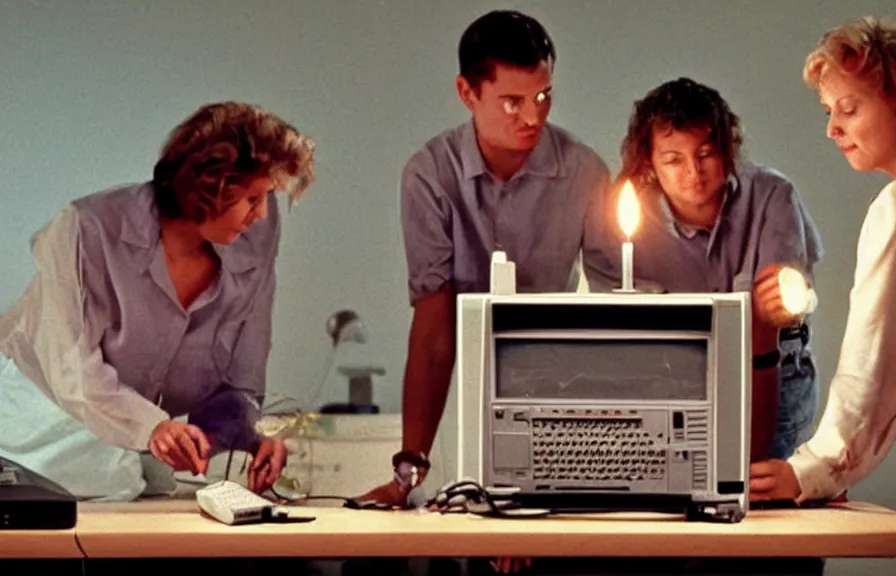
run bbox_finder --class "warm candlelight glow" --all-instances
[778,267,818,315]
[615,180,640,292]
[617,180,641,239]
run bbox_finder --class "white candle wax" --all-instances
[622,241,633,291]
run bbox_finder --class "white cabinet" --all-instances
[279,413,402,499]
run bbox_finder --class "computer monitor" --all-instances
[456,291,752,521]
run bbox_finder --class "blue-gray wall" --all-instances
[2,2,893,572]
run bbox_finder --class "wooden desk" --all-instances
[74,500,896,559]
[0,528,81,559]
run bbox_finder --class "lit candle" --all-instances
[617,180,640,292]
[622,242,633,291]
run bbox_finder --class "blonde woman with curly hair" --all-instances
[751,16,896,503]
[0,101,315,500]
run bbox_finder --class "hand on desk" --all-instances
[248,437,287,494]
[150,421,211,475]
[749,459,801,501]
[355,479,411,509]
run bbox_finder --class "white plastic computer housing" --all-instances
[456,290,752,515]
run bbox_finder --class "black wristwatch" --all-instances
[753,349,782,370]
[392,450,431,491]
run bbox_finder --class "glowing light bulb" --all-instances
[778,267,818,315]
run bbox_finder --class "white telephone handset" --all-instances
[196,480,315,525]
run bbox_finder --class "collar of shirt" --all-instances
[119,183,260,275]
[654,173,740,239]
[459,121,562,182]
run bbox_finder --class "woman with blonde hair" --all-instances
[0,101,315,500]
[751,16,896,502]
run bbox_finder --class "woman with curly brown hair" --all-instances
[584,77,824,464]
[751,15,896,503]
[0,101,315,500]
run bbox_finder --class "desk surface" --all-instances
[75,499,896,559]
[0,528,81,559]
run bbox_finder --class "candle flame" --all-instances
[617,180,640,238]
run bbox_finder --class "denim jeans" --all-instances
[768,332,819,460]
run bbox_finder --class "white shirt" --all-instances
[789,179,896,501]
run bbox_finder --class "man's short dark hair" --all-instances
[458,10,555,90]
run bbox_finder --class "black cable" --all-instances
[424,480,552,519]
[269,485,360,505]
[265,479,546,516]
[273,479,550,517]
[224,447,235,480]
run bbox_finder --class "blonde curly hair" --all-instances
[152,101,316,223]
[803,16,896,100]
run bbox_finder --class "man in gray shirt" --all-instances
[357,9,610,507]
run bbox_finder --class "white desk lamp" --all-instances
[320,309,385,414]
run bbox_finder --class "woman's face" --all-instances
[820,68,896,177]
[649,126,728,225]
[197,176,273,245]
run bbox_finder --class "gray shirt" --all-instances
[0,182,278,452]
[584,162,823,294]
[400,121,610,303]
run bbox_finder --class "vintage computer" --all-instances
[455,279,752,522]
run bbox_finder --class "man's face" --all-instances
[457,60,553,153]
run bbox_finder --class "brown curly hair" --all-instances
[616,77,743,192]
[152,101,316,223]
[803,16,896,101]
